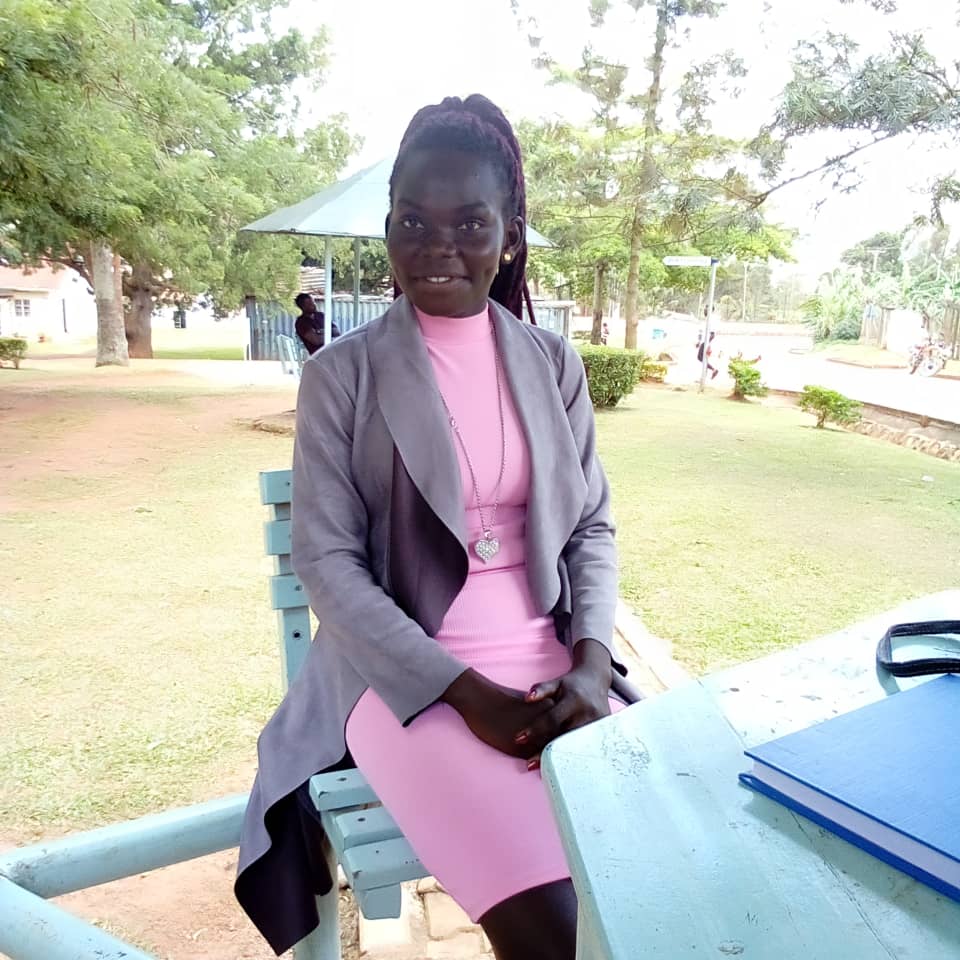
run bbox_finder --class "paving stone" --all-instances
[425,931,485,958]
[423,891,475,940]
[359,883,425,957]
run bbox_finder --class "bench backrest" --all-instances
[276,334,305,378]
[260,468,311,690]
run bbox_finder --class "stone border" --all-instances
[850,418,960,462]
[766,389,960,462]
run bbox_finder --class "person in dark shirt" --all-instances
[294,293,341,354]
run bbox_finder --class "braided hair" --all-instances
[389,94,535,324]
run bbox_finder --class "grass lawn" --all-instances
[1,375,958,836]
[152,346,245,360]
[1,383,294,836]
[600,387,960,673]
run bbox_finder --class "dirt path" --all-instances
[0,365,296,513]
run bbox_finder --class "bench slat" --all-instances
[355,885,403,920]
[260,469,292,505]
[341,837,426,892]
[332,807,405,851]
[269,573,307,610]
[264,519,291,557]
[310,770,379,812]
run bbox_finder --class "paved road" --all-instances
[669,334,959,424]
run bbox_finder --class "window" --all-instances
[14,299,30,318]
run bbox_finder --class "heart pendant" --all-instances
[473,536,500,564]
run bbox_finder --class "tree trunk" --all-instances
[624,0,669,351]
[591,262,606,345]
[624,209,644,349]
[126,261,155,358]
[92,241,129,367]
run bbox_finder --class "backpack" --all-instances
[697,342,705,362]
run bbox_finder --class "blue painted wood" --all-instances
[354,885,402,921]
[277,607,312,691]
[0,875,156,960]
[0,793,248,900]
[265,518,292,556]
[543,591,960,960]
[309,769,379,811]
[290,839,341,960]
[340,837,424,891]
[260,469,293,505]
[333,807,405,850]
[270,572,307,609]
[320,806,406,858]
[259,467,425,944]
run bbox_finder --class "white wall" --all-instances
[0,276,97,342]
[883,309,925,355]
[0,292,53,340]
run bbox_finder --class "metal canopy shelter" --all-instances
[241,156,554,344]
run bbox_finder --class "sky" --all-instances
[280,0,960,280]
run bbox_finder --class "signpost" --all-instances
[663,255,720,392]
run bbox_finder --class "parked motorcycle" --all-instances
[908,337,951,377]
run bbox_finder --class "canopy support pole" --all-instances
[323,237,333,346]
[353,237,361,329]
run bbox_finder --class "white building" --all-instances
[0,264,97,342]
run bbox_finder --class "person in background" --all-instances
[698,330,719,379]
[294,292,340,354]
[601,321,610,345]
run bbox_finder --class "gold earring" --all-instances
[502,252,513,263]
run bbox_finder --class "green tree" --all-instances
[516,1,792,345]
[518,118,630,342]
[841,230,904,278]
[0,0,356,362]
[751,8,960,223]
[801,268,866,341]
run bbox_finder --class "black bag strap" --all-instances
[876,620,960,677]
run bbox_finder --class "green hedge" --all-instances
[578,345,645,408]
[640,358,667,383]
[0,338,27,369]
[727,357,767,400]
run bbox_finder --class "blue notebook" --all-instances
[740,674,960,903]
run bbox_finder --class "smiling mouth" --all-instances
[419,276,465,285]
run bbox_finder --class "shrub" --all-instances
[577,345,644,408]
[0,337,27,370]
[798,385,862,429]
[639,357,667,382]
[727,358,767,400]
[571,329,591,341]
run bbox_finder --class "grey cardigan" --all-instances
[235,296,635,954]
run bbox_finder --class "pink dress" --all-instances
[345,306,613,920]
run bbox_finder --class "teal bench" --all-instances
[260,469,430,932]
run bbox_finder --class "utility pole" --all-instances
[664,255,720,393]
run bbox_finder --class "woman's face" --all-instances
[387,148,524,318]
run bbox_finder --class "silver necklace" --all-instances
[436,324,507,564]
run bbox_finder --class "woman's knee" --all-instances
[479,879,577,960]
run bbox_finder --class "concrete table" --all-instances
[542,592,960,959]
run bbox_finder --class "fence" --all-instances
[246,295,574,361]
